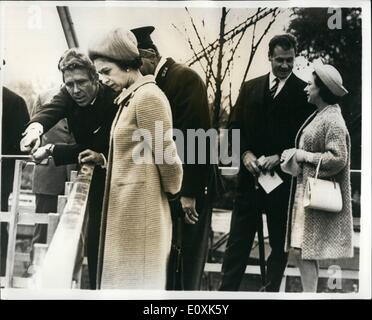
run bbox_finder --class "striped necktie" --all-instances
[270,77,279,98]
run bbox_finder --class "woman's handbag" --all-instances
[303,156,343,213]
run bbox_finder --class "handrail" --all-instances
[33,164,94,288]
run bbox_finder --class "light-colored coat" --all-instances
[97,75,183,289]
[285,104,353,260]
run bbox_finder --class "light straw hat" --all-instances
[313,59,348,97]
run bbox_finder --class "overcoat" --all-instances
[156,57,212,290]
[97,75,183,289]
[285,105,354,260]
[155,58,211,197]
[1,87,29,275]
[1,87,30,206]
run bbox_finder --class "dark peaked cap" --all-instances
[130,26,155,49]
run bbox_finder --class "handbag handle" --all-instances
[314,154,338,189]
[314,155,323,181]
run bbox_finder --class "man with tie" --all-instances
[220,34,314,292]
[131,26,212,290]
[20,48,118,289]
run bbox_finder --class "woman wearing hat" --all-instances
[88,28,183,289]
[280,60,353,292]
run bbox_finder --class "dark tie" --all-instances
[270,78,279,98]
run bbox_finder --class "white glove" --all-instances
[20,123,43,153]
[280,148,296,163]
[295,149,314,163]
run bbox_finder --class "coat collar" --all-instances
[114,75,156,105]
[155,57,176,84]
[154,56,167,79]
[294,110,318,147]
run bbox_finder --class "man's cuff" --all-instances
[100,153,107,168]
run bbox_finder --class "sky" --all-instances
[0,1,312,102]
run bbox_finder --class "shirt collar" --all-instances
[154,56,167,79]
[269,71,292,88]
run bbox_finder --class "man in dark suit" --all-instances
[20,48,118,289]
[220,34,315,292]
[131,26,212,290]
[1,85,30,276]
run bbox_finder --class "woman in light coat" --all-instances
[281,60,353,292]
[88,28,183,289]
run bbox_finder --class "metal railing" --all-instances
[0,156,94,289]
[34,164,94,288]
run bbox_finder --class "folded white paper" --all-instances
[257,156,283,194]
[258,171,283,194]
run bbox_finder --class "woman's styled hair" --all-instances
[313,71,341,105]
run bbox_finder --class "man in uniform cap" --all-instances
[131,26,212,290]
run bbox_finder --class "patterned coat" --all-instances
[97,75,183,289]
[285,104,354,260]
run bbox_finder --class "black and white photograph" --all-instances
[0,0,370,302]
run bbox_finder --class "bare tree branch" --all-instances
[241,8,281,85]
[185,7,217,82]
[186,7,277,66]
[228,78,233,112]
[221,24,247,82]
[172,22,210,80]
[212,7,228,127]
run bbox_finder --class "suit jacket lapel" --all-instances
[273,73,295,101]
[256,73,270,106]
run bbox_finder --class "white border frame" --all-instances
[0,0,370,300]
